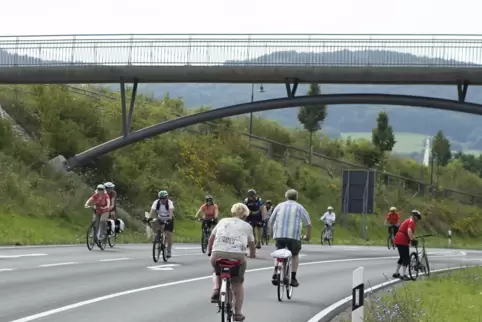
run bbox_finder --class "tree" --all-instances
[297,84,327,164]
[432,130,452,167]
[372,112,396,154]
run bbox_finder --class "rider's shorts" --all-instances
[246,213,263,227]
[275,238,302,256]
[153,217,174,232]
[211,251,247,283]
[202,218,217,230]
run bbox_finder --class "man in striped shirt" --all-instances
[268,189,312,287]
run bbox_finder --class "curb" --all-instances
[306,265,480,322]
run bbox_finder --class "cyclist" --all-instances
[195,195,219,232]
[262,200,274,239]
[207,202,255,321]
[393,209,422,281]
[104,182,117,219]
[384,206,400,237]
[243,189,265,249]
[149,190,174,258]
[268,189,311,287]
[84,184,111,240]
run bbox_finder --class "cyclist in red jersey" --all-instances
[393,210,421,281]
[104,182,117,219]
[84,184,111,240]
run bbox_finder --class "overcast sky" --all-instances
[1,0,481,35]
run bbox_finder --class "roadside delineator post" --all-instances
[448,229,452,249]
[352,267,364,322]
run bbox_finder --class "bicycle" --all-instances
[408,234,433,281]
[215,258,242,322]
[270,247,294,302]
[321,223,334,246]
[145,218,170,263]
[85,207,109,251]
[200,218,215,254]
[386,225,397,250]
[261,220,270,246]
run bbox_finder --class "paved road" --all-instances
[1,243,481,322]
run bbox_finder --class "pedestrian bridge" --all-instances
[0,34,482,85]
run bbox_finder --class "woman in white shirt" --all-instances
[207,203,256,321]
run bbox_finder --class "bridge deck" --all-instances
[1,66,482,84]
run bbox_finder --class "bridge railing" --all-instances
[0,34,481,67]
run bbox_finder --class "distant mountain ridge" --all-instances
[1,48,482,152]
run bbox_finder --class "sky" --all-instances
[1,0,482,36]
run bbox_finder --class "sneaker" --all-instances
[256,243,261,249]
[290,277,300,287]
[392,273,401,278]
[210,289,220,303]
[166,250,172,258]
[271,273,278,286]
[400,275,411,281]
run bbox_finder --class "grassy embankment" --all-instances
[362,266,482,322]
[0,84,481,248]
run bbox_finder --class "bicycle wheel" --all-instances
[86,222,95,251]
[327,231,332,246]
[277,263,284,302]
[321,231,325,245]
[97,234,107,251]
[161,233,168,262]
[423,253,431,276]
[387,235,391,250]
[264,233,269,246]
[286,258,293,299]
[408,252,420,280]
[152,233,161,263]
[108,231,116,248]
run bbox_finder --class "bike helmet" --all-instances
[205,195,213,202]
[390,206,397,212]
[96,184,105,190]
[266,199,272,205]
[327,206,334,211]
[158,190,168,198]
[411,209,422,220]
[247,189,257,197]
[104,182,115,189]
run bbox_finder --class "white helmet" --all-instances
[327,206,334,211]
[104,182,115,189]
[96,184,105,190]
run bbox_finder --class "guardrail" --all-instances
[0,34,481,67]
[1,84,480,207]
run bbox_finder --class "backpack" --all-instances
[156,199,170,212]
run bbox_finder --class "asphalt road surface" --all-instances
[1,243,481,322]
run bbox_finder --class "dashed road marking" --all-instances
[98,258,130,262]
[0,253,48,259]
[39,262,78,268]
[0,268,15,272]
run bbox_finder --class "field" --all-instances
[340,132,482,155]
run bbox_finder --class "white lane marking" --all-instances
[461,251,467,256]
[0,268,15,272]
[299,254,308,257]
[147,264,180,271]
[0,253,48,259]
[9,255,402,322]
[98,258,130,262]
[305,265,481,322]
[38,262,78,268]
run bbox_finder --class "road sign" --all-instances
[147,264,180,271]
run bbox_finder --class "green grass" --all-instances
[364,266,482,322]
[341,131,482,155]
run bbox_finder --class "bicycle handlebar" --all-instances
[416,234,434,238]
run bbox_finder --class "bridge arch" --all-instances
[66,93,482,170]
